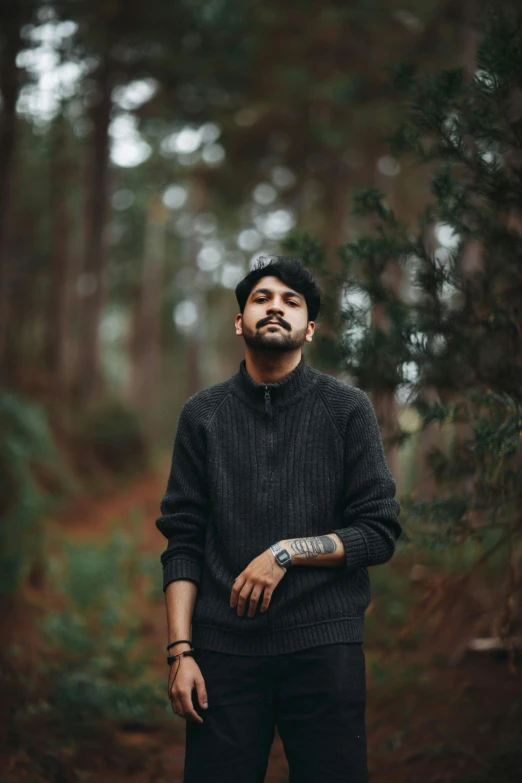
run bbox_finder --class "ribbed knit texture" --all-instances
[156,353,402,656]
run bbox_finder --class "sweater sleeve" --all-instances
[332,390,402,570]
[155,400,209,592]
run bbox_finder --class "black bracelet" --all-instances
[167,639,192,651]
[167,649,195,666]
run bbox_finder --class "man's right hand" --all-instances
[168,656,209,724]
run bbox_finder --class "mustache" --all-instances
[259,318,290,329]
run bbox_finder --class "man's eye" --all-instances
[256,298,267,302]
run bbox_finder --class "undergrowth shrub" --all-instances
[0,392,73,595]
[36,530,165,731]
[3,513,167,782]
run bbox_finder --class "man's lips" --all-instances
[264,321,283,326]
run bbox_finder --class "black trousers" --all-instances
[183,641,368,783]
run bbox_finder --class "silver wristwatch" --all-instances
[270,542,292,573]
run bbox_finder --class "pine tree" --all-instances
[286,7,522,652]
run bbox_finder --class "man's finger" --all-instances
[196,677,209,709]
[180,691,204,723]
[230,573,246,606]
[260,588,273,611]
[247,587,263,617]
[237,581,254,615]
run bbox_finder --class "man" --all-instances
[156,255,402,782]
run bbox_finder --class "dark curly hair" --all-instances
[235,256,322,322]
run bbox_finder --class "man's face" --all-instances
[235,275,315,353]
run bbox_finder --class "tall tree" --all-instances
[46,110,75,398]
[302,6,522,643]
[73,47,112,403]
[0,0,37,377]
[128,194,167,431]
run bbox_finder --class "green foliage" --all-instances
[0,392,73,595]
[280,232,325,273]
[73,399,149,477]
[139,551,168,603]
[367,654,429,690]
[4,511,167,782]
[402,390,521,548]
[364,560,420,648]
[48,672,162,725]
[36,530,164,731]
[336,10,522,395]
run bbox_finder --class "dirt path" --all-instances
[49,467,521,783]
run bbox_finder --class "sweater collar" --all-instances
[232,353,317,410]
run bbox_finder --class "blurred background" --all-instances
[1,0,521,781]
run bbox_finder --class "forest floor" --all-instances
[4,459,521,783]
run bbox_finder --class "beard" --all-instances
[241,322,308,353]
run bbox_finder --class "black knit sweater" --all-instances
[156,353,402,656]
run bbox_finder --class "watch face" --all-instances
[277,550,292,566]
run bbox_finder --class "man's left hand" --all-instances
[230,548,286,618]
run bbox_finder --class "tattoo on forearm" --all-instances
[288,535,337,559]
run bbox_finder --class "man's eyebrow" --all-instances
[250,287,304,300]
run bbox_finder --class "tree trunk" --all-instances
[183,236,203,398]
[322,156,350,260]
[128,195,167,436]
[45,112,74,400]
[72,57,112,406]
[370,156,403,474]
[370,258,402,475]
[0,3,28,378]
[184,177,209,398]
[310,155,352,376]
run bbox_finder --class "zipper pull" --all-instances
[264,385,271,414]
